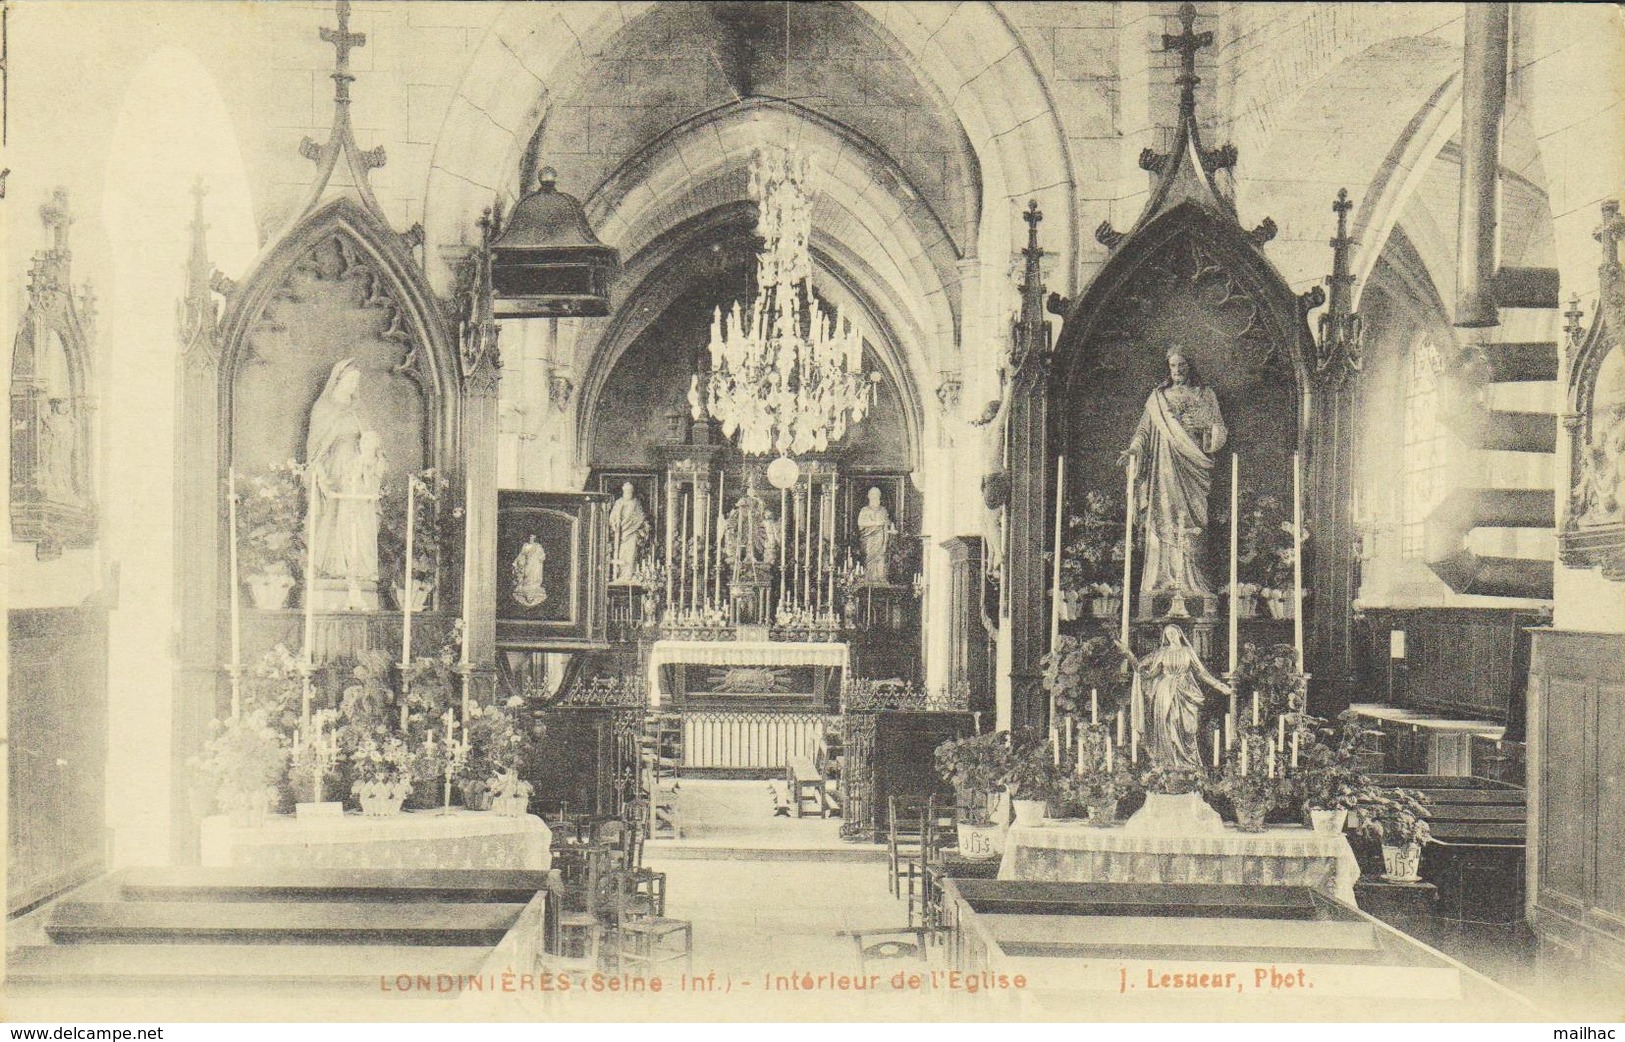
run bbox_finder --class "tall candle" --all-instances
[802,482,812,609]
[1240,739,1249,776]
[679,487,690,614]
[227,466,243,720]
[1121,458,1136,643]
[1065,717,1075,754]
[1278,713,1286,751]
[1049,456,1067,704]
[1051,727,1060,766]
[312,717,323,803]
[402,474,416,668]
[1228,452,1239,676]
[1268,746,1276,779]
[1213,727,1221,768]
[827,479,837,611]
[714,470,727,607]
[1130,731,1138,764]
[694,481,704,613]
[1116,710,1125,748]
[1225,712,1234,750]
[1091,688,1099,725]
[1105,741,1113,774]
[1253,691,1260,727]
[1291,729,1300,768]
[779,487,789,611]
[1293,451,1305,672]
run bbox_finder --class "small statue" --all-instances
[1119,625,1233,774]
[511,533,548,609]
[305,358,385,610]
[721,474,778,583]
[857,486,896,585]
[606,481,651,584]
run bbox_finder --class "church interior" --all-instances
[3,0,1623,1023]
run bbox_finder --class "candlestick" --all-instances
[1278,713,1286,751]
[1076,737,1085,775]
[1121,457,1136,644]
[714,470,727,607]
[1225,712,1234,750]
[1065,717,1075,754]
[1229,452,1239,676]
[1130,731,1138,764]
[300,670,313,729]
[402,474,417,669]
[312,716,323,804]
[1291,729,1300,768]
[1116,709,1125,748]
[826,479,837,611]
[227,466,244,720]
[1293,451,1305,672]
[1049,456,1067,727]
[1091,687,1099,725]
[1051,727,1060,767]
[1268,746,1276,779]
[1253,691,1260,727]
[1105,741,1113,774]
[302,466,319,680]
[779,487,788,611]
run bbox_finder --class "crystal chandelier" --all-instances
[690,148,873,459]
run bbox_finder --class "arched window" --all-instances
[1400,335,1448,558]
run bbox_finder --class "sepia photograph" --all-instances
[1,0,1622,1031]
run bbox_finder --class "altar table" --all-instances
[999,821,1359,906]
[645,639,849,706]
[200,809,552,872]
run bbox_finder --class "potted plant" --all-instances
[1366,787,1434,881]
[1056,489,1126,620]
[379,470,450,613]
[1234,641,1305,728]
[1006,735,1066,826]
[1041,628,1129,723]
[1064,725,1135,827]
[349,733,417,816]
[237,462,306,610]
[1290,711,1382,833]
[1208,731,1287,831]
[189,703,288,827]
[934,731,1013,858]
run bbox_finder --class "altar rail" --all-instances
[681,709,828,773]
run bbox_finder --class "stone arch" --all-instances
[421,1,1073,294]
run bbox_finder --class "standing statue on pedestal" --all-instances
[1120,625,1233,773]
[511,534,548,609]
[1117,349,1227,610]
[857,487,896,585]
[721,475,778,582]
[305,358,385,611]
[607,482,651,584]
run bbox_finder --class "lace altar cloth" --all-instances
[998,821,1359,905]
[646,639,850,705]
[200,809,553,872]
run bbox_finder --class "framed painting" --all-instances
[496,490,611,649]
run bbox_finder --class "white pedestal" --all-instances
[1121,791,1225,835]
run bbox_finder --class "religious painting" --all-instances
[495,490,610,648]
[592,469,662,583]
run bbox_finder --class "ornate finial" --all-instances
[1316,187,1362,380]
[1023,199,1043,237]
[40,187,71,246]
[1597,199,1625,265]
[1563,293,1585,344]
[320,0,367,107]
[1163,2,1213,118]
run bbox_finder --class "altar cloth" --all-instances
[999,821,1359,906]
[646,639,849,705]
[200,809,552,872]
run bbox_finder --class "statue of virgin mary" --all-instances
[305,358,384,611]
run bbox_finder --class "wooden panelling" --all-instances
[1359,608,1541,726]
[1530,628,1625,989]
[8,607,110,913]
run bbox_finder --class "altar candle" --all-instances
[1214,727,1221,768]
[1076,739,1085,775]
[1228,452,1239,677]
[1091,688,1099,725]
[312,717,323,803]
[1116,709,1125,748]
[1291,729,1300,768]
[1105,741,1113,774]
[1065,717,1075,754]
[1225,712,1234,750]
[1252,691,1260,727]
[1292,451,1305,672]
[1049,456,1067,698]
[1268,746,1276,779]
[714,470,726,607]
[227,466,243,720]
[1121,458,1136,644]
[1240,739,1249,775]
[1051,727,1060,766]
[1130,730,1138,764]
[401,474,416,669]
[827,479,838,613]
[1278,713,1286,751]
[779,487,789,610]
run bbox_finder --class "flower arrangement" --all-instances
[1290,711,1382,813]
[1041,628,1129,720]
[934,731,1013,826]
[189,703,289,826]
[379,469,456,607]
[1234,641,1304,726]
[236,461,307,579]
[1057,489,1126,612]
[464,695,538,783]
[349,733,418,813]
[1234,487,1292,589]
[1208,730,1289,830]
[1062,724,1137,823]
[1139,764,1208,797]
[1005,734,1068,804]
[1365,787,1434,847]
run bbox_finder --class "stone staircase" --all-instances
[7,868,549,1018]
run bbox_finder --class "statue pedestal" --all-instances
[1121,791,1225,836]
[308,577,379,612]
[729,577,771,627]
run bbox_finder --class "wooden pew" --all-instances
[1370,774,1526,925]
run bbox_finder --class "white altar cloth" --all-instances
[645,639,849,705]
[200,809,552,872]
[999,821,1359,906]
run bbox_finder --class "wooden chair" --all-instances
[839,926,931,975]
[547,845,614,970]
[606,868,692,976]
[887,796,931,902]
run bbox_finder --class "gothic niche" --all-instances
[10,189,97,559]
[1559,201,1625,580]
[1051,209,1306,618]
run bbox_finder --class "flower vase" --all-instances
[1090,595,1122,619]
[1060,592,1082,622]
[1234,800,1269,832]
[1382,842,1423,882]
[1085,796,1119,828]
[955,822,1005,860]
[1011,798,1048,827]
[391,579,434,613]
[490,794,530,817]
[360,793,406,817]
[1308,808,1349,835]
[1234,593,1258,618]
[1266,595,1292,620]
[246,570,295,611]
